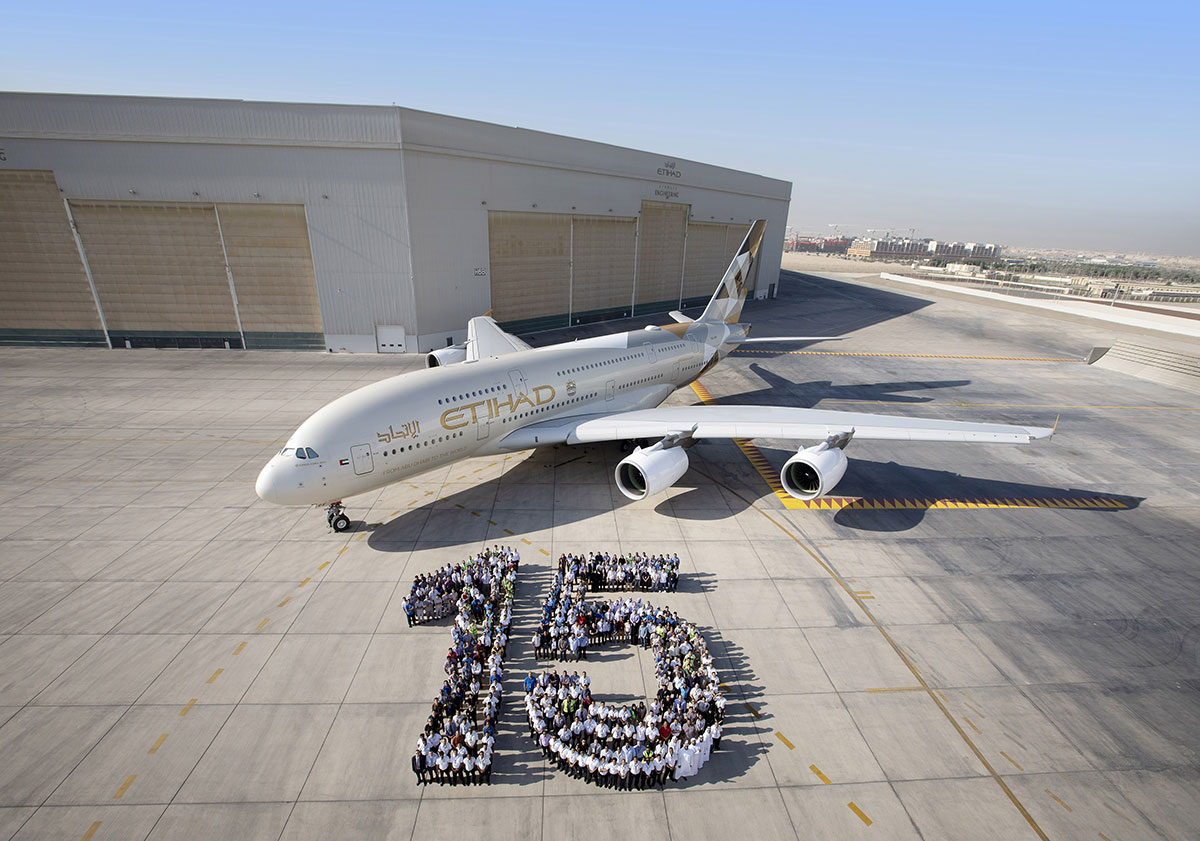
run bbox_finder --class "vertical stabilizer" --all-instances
[698,219,766,324]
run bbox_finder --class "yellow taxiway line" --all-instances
[732,350,1080,361]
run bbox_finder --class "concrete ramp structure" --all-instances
[1089,341,1200,394]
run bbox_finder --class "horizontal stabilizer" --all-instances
[466,316,531,361]
[667,311,694,324]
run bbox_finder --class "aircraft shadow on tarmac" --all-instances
[755,269,935,336]
[742,363,970,408]
[777,454,1144,533]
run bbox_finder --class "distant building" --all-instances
[786,236,851,254]
[848,237,1002,261]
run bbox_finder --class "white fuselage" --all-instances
[255,323,733,506]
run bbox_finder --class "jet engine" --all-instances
[425,346,467,368]
[780,441,849,500]
[615,444,690,501]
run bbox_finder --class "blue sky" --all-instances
[4,0,1197,255]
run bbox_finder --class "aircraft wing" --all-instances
[467,316,531,361]
[497,405,1053,449]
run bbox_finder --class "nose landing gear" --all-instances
[325,501,350,533]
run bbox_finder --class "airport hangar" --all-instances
[0,92,790,354]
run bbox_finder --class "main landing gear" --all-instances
[325,501,350,533]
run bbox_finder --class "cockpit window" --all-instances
[296,449,307,459]
[305,448,319,459]
[280,448,294,457]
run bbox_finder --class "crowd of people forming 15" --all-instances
[558,550,680,593]
[524,553,725,788]
[409,547,519,786]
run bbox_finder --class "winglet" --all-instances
[1027,416,1058,441]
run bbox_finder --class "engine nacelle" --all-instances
[615,444,690,501]
[425,346,467,368]
[780,445,849,500]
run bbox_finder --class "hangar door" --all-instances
[634,200,689,316]
[568,216,636,324]
[66,201,323,349]
[488,211,570,332]
[488,211,637,332]
[681,221,751,308]
[70,201,239,341]
[0,170,104,346]
[214,204,323,345]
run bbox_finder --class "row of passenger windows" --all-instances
[500,394,597,423]
[438,384,508,405]
[379,430,465,455]
[280,447,319,460]
[556,344,687,378]
[558,354,634,376]
[620,374,663,390]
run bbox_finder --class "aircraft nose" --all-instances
[255,461,286,504]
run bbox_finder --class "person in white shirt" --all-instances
[652,754,666,788]
[628,758,641,790]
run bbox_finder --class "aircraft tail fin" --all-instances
[698,219,767,325]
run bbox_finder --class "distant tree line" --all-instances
[924,257,1199,284]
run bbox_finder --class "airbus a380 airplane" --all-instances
[256,220,1053,531]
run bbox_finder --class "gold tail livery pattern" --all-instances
[698,219,766,325]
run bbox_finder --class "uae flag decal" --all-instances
[339,458,350,466]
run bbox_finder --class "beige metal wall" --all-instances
[216,204,322,334]
[569,216,636,317]
[681,221,750,302]
[487,211,571,328]
[0,170,102,342]
[70,202,238,334]
[634,200,688,314]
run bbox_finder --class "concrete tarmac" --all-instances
[0,270,1197,840]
